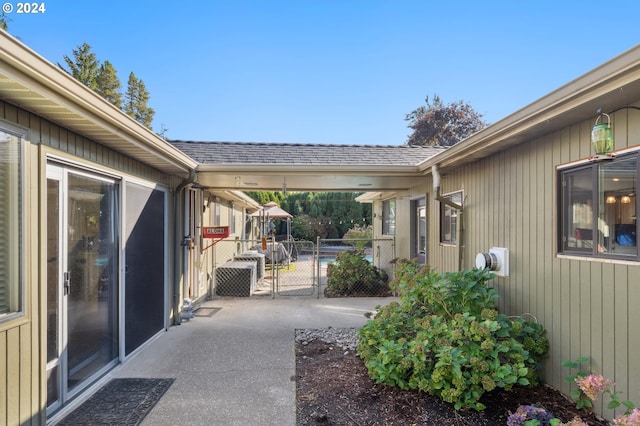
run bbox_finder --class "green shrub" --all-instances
[342,224,373,249]
[357,264,549,410]
[325,249,389,297]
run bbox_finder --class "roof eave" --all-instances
[418,44,640,173]
[0,31,197,176]
[197,163,423,175]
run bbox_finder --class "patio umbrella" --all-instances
[250,202,293,239]
[250,201,293,219]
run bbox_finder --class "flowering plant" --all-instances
[574,374,613,401]
[505,405,589,426]
[506,405,554,425]
[613,408,640,426]
[563,357,638,425]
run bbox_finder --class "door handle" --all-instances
[64,271,70,295]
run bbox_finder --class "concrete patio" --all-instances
[108,297,395,425]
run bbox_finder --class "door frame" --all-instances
[45,161,121,414]
[410,196,428,264]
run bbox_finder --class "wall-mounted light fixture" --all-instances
[606,195,617,204]
[621,195,632,204]
[591,110,614,156]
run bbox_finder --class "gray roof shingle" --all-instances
[169,141,444,166]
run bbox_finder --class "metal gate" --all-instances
[273,239,317,296]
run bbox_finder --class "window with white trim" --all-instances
[229,203,236,234]
[440,191,462,244]
[382,199,395,235]
[0,127,23,321]
[559,153,638,259]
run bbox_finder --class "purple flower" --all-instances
[507,405,554,426]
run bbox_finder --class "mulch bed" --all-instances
[296,339,609,425]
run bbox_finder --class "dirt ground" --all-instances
[295,339,610,426]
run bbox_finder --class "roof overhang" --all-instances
[0,31,197,177]
[418,44,640,174]
[204,189,262,212]
[196,162,427,191]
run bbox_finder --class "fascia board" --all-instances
[417,44,640,174]
[0,32,197,173]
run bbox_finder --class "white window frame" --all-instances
[440,191,463,245]
[0,122,26,322]
[382,198,396,236]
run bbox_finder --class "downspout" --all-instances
[432,165,464,271]
[173,169,198,325]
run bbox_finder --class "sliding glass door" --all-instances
[46,164,119,412]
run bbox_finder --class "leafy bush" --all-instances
[325,249,389,297]
[357,264,549,410]
[342,224,373,249]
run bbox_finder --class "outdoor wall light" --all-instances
[591,111,614,156]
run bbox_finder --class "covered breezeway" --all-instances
[169,141,444,300]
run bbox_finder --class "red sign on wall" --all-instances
[203,226,230,239]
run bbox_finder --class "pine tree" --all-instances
[61,43,100,90]
[124,72,155,129]
[96,60,122,109]
[1,11,10,30]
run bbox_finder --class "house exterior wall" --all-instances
[197,197,253,302]
[0,99,182,425]
[371,188,430,261]
[426,105,640,419]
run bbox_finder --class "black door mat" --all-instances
[194,307,221,317]
[58,378,174,425]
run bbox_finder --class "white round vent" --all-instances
[475,252,498,271]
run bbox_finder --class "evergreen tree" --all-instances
[124,72,155,129]
[61,43,100,90]
[1,11,10,30]
[96,60,122,109]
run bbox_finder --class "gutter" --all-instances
[432,165,464,271]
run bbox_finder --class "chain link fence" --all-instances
[318,238,396,298]
[208,237,396,298]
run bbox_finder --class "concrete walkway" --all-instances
[111,297,395,426]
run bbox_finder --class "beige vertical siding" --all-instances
[425,106,640,420]
[0,99,181,425]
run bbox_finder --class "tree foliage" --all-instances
[60,43,155,129]
[245,191,372,240]
[405,94,487,147]
[124,72,155,128]
[96,60,122,109]
[291,214,336,241]
[1,11,10,31]
[62,43,100,90]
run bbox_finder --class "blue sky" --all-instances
[5,1,640,145]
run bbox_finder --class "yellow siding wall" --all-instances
[199,197,253,302]
[427,106,640,419]
[0,100,180,425]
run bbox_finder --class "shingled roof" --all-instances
[169,141,443,166]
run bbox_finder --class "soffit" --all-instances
[0,32,196,176]
[419,44,640,174]
[173,141,444,191]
